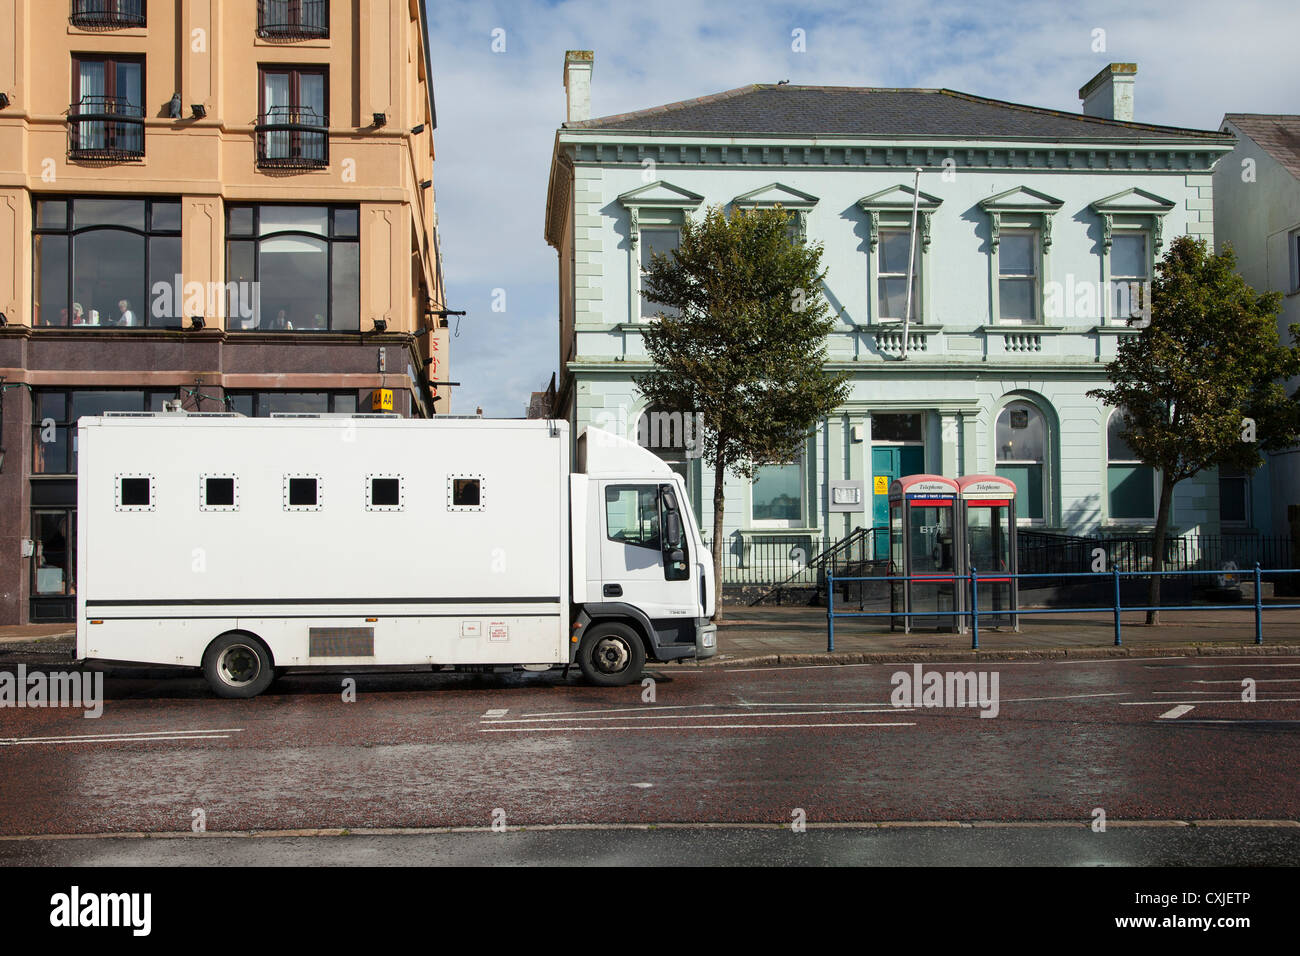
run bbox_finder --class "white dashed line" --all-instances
[1159,705,1195,720]
[483,708,509,718]
[479,721,916,733]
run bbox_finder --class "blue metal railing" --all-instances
[827,564,1297,652]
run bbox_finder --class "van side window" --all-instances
[116,474,155,511]
[448,475,484,511]
[200,475,238,511]
[284,474,322,511]
[605,485,660,550]
[367,474,403,511]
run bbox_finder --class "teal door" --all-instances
[871,446,924,558]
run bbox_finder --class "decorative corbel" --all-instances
[796,210,808,241]
[920,211,933,251]
[1153,215,1164,251]
[989,211,1001,249]
[629,208,640,249]
[867,210,880,251]
[1042,212,1054,251]
[1101,213,1113,251]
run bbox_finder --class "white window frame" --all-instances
[115,473,155,512]
[749,456,806,529]
[617,181,703,326]
[447,473,485,512]
[857,185,941,327]
[995,229,1042,326]
[365,473,404,512]
[199,473,239,512]
[1107,227,1151,325]
[283,473,323,512]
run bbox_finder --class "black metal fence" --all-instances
[255,107,329,169]
[708,527,1298,591]
[704,528,888,587]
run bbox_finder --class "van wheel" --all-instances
[577,623,645,687]
[203,633,274,699]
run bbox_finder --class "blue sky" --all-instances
[425,0,1300,417]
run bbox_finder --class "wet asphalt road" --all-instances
[2,825,1298,866]
[0,655,1297,864]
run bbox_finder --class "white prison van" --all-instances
[76,413,715,697]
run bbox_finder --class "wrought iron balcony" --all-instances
[67,96,145,161]
[255,106,329,170]
[70,0,146,29]
[257,0,329,39]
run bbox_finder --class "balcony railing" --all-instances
[257,0,329,39]
[70,0,147,29]
[67,96,145,161]
[255,106,329,169]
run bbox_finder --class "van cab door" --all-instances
[598,481,697,620]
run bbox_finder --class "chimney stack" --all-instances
[564,50,594,124]
[1079,63,1136,122]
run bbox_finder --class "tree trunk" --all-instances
[712,458,726,623]
[1146,473,1176,626]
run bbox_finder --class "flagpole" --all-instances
[900,166,922,359]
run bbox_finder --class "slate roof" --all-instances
[1223,114,1300,180]
[565,84,1229,142]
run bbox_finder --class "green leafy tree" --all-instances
[1088,235,1300,624]
[635,204,849,621]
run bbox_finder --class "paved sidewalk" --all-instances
[2,603,1299,668]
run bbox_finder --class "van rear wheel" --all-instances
[577,623,645,687]
[203,633,274,699]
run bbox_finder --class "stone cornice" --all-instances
[557,136,1230,173]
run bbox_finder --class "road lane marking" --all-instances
[0,727,242,746]
[999,692,1127,703]
[484,707,914,724]
[722,663,878,673]
[1159,705,1195,719]
[1192,679,1300,684]
[1144,662,1300,669]
[514,704,718,718]
[1055,657,1187,664]
[483,708,509,718]
[1122,698,1300,705]
[480,721,916,733]
[1,733,236,746]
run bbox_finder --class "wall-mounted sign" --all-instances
[371,388,394,412]
[873,475,889,495]
[829,480,865,512]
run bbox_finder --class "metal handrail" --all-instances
[827,564,1288,652]
[748,525,882,605]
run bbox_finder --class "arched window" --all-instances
[1106,411,1156,522]
[995,400,1047,521]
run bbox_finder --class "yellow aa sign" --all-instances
[371,388,394,412]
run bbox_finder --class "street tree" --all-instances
[636,204,850,621]
[1088,235,1300,624]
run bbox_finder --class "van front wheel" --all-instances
[203,633,274,699]
[577,623,645,687]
